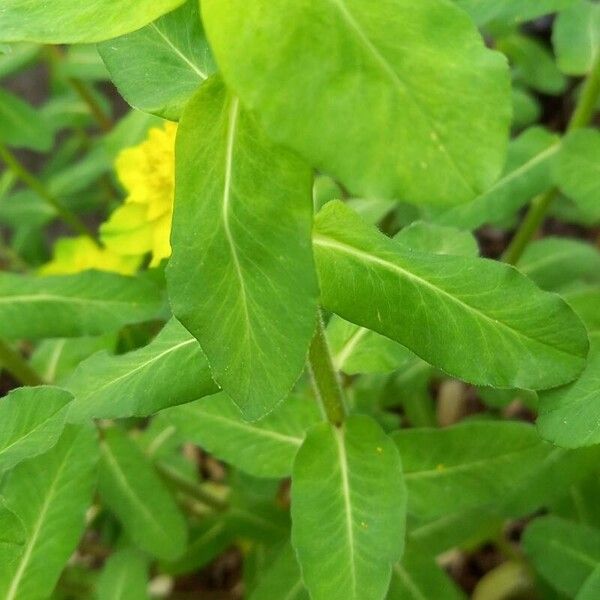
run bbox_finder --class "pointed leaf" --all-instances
[0,271,163,340]
[314,201,588,390]
[168,76,317,419]
[0,89,52,151]
[203,0,510,206]
[66,318,217,422]
[291,415,406,600]
[98,428,187,560]
[163,392,320,478]
[96,549,149,600]
[0,426,98,600]
[0,386,73,472]
[98,0,215,120]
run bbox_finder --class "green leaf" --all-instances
[98,427,187,561]
[454,0,577,26]
[0,426,98,600]
[578,567,600,600]
[395,222,479,258]
[556,128,600,222]
[393,421,551,520]
[554,0,600,75]
[387,544,466,600]
[163,392,320,478]
[98,0,215,120]
[512,87,541,130]
[202,0,510,207]
[523,516,600,598]
[168,76,317,420]
[0,386,72,473]
[563,286,600,333]
[0,271,163,340]
[0,507,25,587]
[538,333,600,448]
[314,201,588,390]
[432,127,560,229]
[249,542,309,600]
[66,318,217,422]
[0,0,186,44]
[0,89,53,151]
[519,237,600,291]
[291,415,406,600]
[96,549,149,600]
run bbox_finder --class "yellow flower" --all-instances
[100,122,177,266]
[40,236,140,276]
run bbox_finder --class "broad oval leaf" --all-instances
[0,271,163,340]
[98,427,187,561]
[163,392,320,478]
[0,426,98,600]
[97,549,149,600]
[168,76,318,420]
[314,201,588,390]
[291,415,406,600]
[523,516,600,598]
[0,0,186,44]
[98,0,216,120]
[0,386,73,473]
[66,318,217,422]
[202,0,511,207]
[392,421,551,519]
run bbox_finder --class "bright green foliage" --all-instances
[0,426,98,600]
[96,549,149,600]
[0,386,72,472]
[97,427,187,561]
[454,0,577,26]
[523,516,600,597]
[202,0,511,207]
[0,0,186,43]
[98,1,215,120]
[0,508,25,589]
[554,0,600,75]
[291,415,406,600]
[168,77,317,419]
[314,201,588,390]
[393,422,551,519]
[164,393,320,478]
[0,271,163,340]
[395,221,479,257]
[66,318,217,421]
[556,128,600,222]
[0,89,53,151]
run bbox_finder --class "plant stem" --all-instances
[502,55,600,265]
[0,340,44,386]
[155,460,229,512]
[307,312,347,426]
[0,142,98,242]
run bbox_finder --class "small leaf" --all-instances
[0,88,53,151]
[96,549,149,600]
[203,0,510,206]
[393,421,551,519]
[554,0,600,75]
[0,0,186,43]
[163,393,320,478]
[556,128,600,222]
[314,201,588,390]
[66,318,217,422]
[0,426,98,600]
[168,76,317,419]
[523,516,600,598]
[0,271,163,340]
[0,386,73,473]
[98,0,215,120]
[98,428,187,560]
[291,415,406,600]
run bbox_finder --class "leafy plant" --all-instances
[0,1,599,598]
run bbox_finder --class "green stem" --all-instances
[0,340,44,386]
[307,312,348,426]
[503,55,600,265]
[0,142,98,242]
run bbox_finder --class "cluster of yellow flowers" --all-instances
[42,122,177,276]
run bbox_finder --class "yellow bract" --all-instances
[40,236,140,276]
[101,122,177,266]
